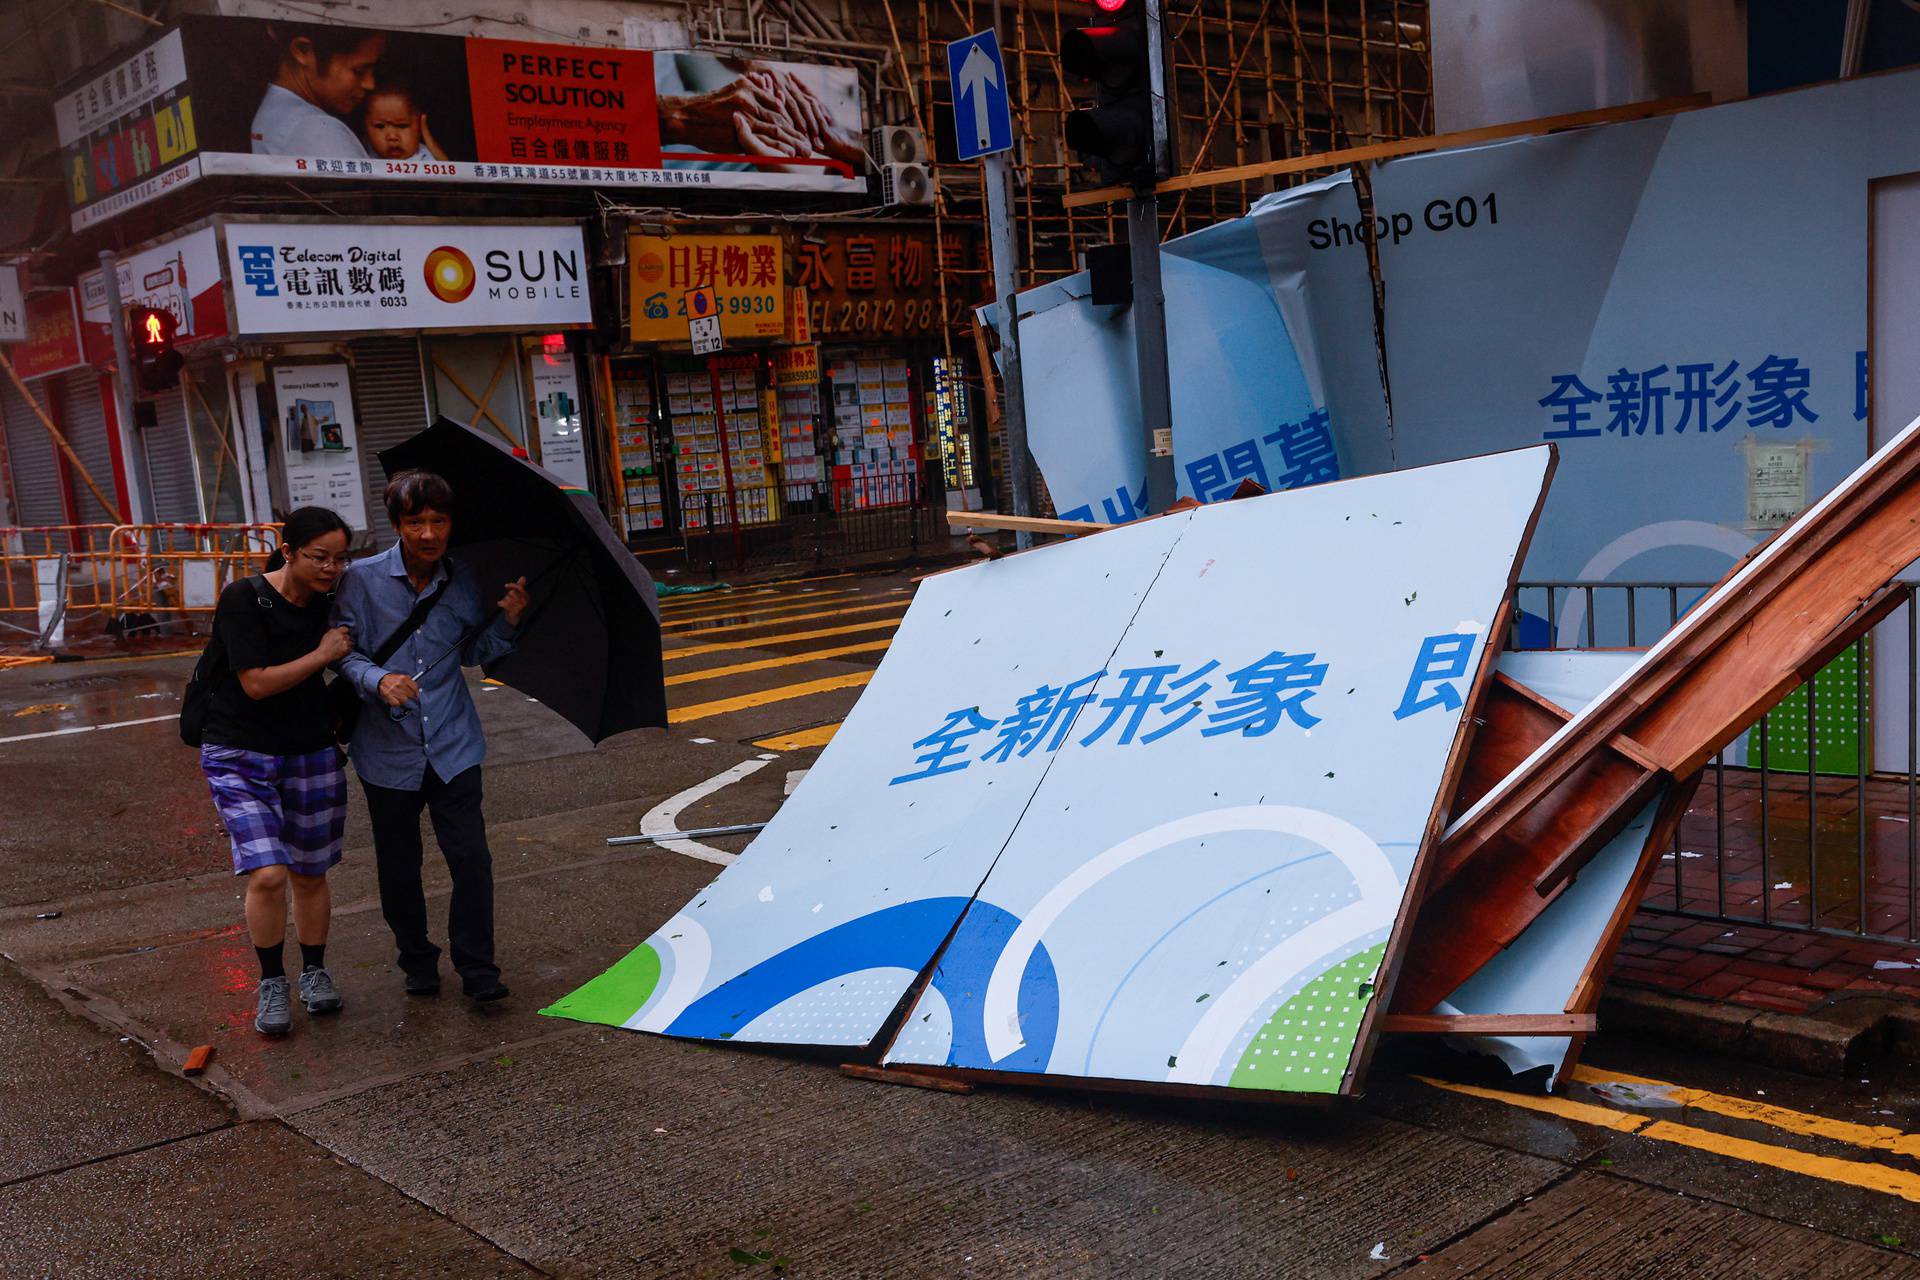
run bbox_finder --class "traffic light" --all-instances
[128,304,183,392]
[1062,0,1166,185]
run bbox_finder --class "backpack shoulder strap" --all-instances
[371,575,453,666]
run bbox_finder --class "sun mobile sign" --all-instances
[57,16,867,230]
[222,222,592,336]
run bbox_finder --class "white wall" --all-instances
[1431,0,1747,132]
[1869,171,1920,772]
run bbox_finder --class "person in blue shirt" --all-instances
[334,470,528,1002]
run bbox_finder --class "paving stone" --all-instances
[0,1121,533,1279]
[0,962,229,1183]
[1419,1173,1917,1278]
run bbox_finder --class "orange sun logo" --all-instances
[423,246,476,303]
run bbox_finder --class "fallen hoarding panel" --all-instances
[882,447,1553,1097]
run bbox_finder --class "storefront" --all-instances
[607,223,990,541]
[75,221,257,528]
[610,231,789,540]
[215,217,597,542]
[0,288,130,530]
[798,225,989,515]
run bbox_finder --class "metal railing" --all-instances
[0,522,277,650]
[0,524,127,646]
[108,523,280,635]
[1512,579,1917,945]
[675,468,950,578]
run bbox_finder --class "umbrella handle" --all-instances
[419,545,576,676]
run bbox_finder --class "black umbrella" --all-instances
[377,417,667,742]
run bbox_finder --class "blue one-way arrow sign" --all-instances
[946,30,1013,161]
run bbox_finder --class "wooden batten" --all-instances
[1379,1013,1597,1036]
[1402,415,1920,1013]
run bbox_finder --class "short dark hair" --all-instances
[385,470,454,524]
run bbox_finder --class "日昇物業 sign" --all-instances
[224,221,590,336]
[628,233,784,344]
[57,17,867,230]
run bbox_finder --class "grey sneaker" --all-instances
[255,976,292,1036]
[299,967,344,1016]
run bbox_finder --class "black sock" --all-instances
[300,943,326,972]
[256,944,285,980]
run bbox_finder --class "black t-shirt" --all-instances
[203,575,336,755]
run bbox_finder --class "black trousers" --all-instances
[360,765,498,986]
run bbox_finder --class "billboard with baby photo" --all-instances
[56,16,867,228]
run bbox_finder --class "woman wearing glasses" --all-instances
[200,506,355,1036]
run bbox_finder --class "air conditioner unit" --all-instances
[870,124,929,166]
[879,161,937,207]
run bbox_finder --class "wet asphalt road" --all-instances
[4,569,1920,1277]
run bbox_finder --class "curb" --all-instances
[1598,984,1920,1077]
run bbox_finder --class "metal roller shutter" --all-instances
[2,377,66,528]
[346,337,430,543]
[54,370,118,526]
[144,389,200,523]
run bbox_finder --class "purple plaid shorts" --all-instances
[201,744,348,877]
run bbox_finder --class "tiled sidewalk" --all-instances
[1615,911,1920,1016]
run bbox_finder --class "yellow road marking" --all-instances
[659,588,781,611]
[669,672,874,725]
[1417,1075,1920,1203]
[657,571,863,609]
[754,722,843,751]
[1568,1064,1920,1159]
[666,641,891,686]
[664,601,908,641]
[664,588,869,626]
[665,616,904,661]
[1637,1118,1920,1202]
[1415,1076,1649,1133]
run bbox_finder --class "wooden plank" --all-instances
[1554,775,1704,1084]
[1379,1013,1596,1036]
[1060,93,1712,209]
[946,511,1114,536]
[1417,413,1920,1010]
[1396,754,1662,1013]
[1444,673,1570,830]
[839,1063,974,1094]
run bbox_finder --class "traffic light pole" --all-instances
[99,250,154,524]
[986,0,1034,548]
[1131,0,1177,515]
[1127,194,1176,515]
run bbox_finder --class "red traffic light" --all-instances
[128,304,178,349]
[1091,0,1129,10]
[127,305,183,392]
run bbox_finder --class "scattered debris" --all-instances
[34,910,60,920]
[1369,1243,1390,1261]
[1586,1080,1683,1109]
[182,1045,214,1075]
